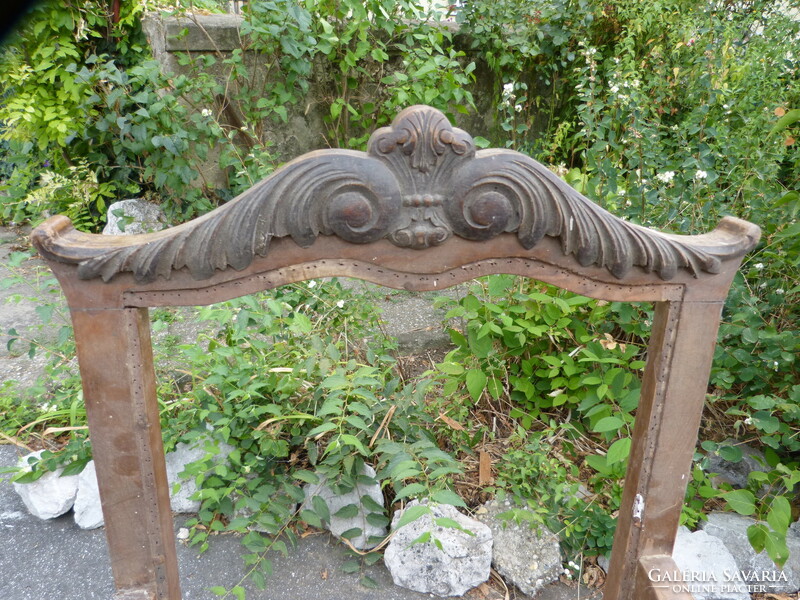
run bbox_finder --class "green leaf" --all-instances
[366,513,390,528]
[60,458,90,477]
[487,377,503,400]
[718,445,743,462]
[767,495,791,535]
[723,489,756,516]
[770,109,800,135]
[360,575,379,589]
[293,470,320,485]
[606,438,631,465]
[396,503,430,529]
[340,527,363,540]
[433,517,474,535]
[585,454,610,475]
[395,482,426,501]
[340,434,369,456]
[312,495,330,522]
[307,422,337,437]
[438,362,464,376]
[360,494,385,512]
[334,504,359,519]
[765,529,790,568]
[342,559,360,574]
[751,411,780,434]
[408,530,431,546]
[592,416,624,433]
[430,489,467,508]
[300,509,322,528]
[465,369,487,402]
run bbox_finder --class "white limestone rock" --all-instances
[12,451,79,520]
[700,512,799,593]
[474,498,562,596]
[165,438,234,514]
[672,526,749,600]
[302,464,386,550]
[103,199,166,235]
[73,460,104,529]
[384,500,492,597]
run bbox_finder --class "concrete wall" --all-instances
[141,13,550,173]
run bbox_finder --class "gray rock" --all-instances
[705,439,770,490]
[302,464,386,550]
[12,451,79,520]
[700,511,799,592]
[474,499,562,596]
[384,500,492,597]
[165,438,234,514]
[672,526,749,599]
[73,460,104,530]
[598,554,609,573]
[103,199,167,235]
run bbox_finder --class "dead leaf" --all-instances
[786,136,795,146]
[320,569,328,580]
[438,412,465,431]
[599,333,625,352]
[479,451,493,486]
[775,107,787,117]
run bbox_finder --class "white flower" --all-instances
[503,82,514,96]
[694,169,708,180]
[308,280,317,288]
[656,171,676,184]
[776,288,785,294]
[744,417,753,425]
[201,108,212,117]
[336,300,345,308]
[754,263,764,270]
[610,84,620,94]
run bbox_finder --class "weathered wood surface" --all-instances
[33,106,757,285]
[637,556,697,600]
[30,105,761,600]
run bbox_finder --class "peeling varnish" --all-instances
[632,493,645,528]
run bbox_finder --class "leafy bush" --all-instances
[0,0,476,228]
[456,0,799,566]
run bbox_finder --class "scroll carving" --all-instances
[32,105,759,283]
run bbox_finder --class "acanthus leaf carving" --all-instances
[32,105,759,283]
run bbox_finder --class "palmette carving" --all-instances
[33,105,757,283]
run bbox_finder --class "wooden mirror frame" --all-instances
[31,106,760,600]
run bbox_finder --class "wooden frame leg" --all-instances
[637,556,696,600]
[71,307,180,600]
[603,300,724,600]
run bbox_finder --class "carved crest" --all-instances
[32,106,758,283]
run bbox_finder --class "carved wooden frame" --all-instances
[31,106,760,600]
